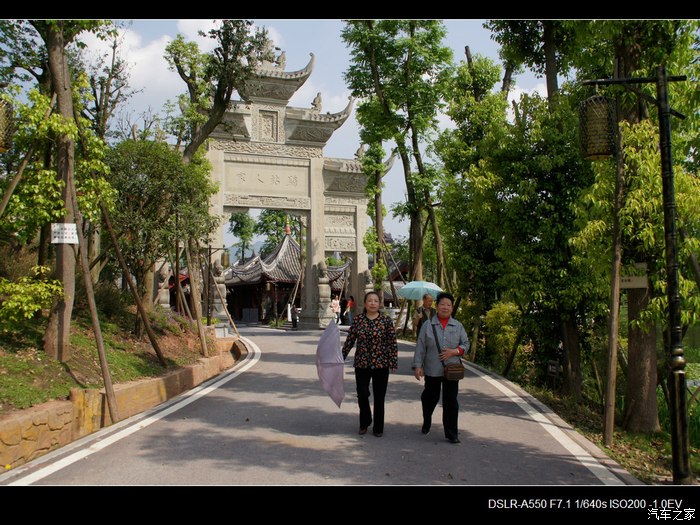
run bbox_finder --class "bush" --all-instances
[0,266,62,333]
[658,385,700,448]
[482,301,520,370]
[93,282,129,319]
[147,307,186,335]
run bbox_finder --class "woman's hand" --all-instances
[439,348,459,361]
[414,367,424,380]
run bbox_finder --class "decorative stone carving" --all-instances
[157,265,171,308]
[209,139,323,158]
[255,109,281,143]
[326,174,367,194]
[225,194,311,210]
[316,261,333,327]
[324,213,355,236]
[287,124,335,144]
[325,195,368,206]
[363,269,374,295]
[318,260,328,280]
[324,158,364,173]
[311,92,322,112]
[217,113,250,138]
[224,154,310,167]
[325,236,356,251]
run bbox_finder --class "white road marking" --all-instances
[4,336,624,485]
[6,337,261,486]
[465,362,624,485]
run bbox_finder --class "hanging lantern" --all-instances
[220,249,230,268]
[0,98,14,153]
[579,95,615,160]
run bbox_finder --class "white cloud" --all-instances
[74,27,180,119]
[506,81,548,122]
[176,19,218,52]
[265,27,284,49]
[120,32,181,116]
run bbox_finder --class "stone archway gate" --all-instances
[204,52,375,328]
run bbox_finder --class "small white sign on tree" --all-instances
[51,223,79,245]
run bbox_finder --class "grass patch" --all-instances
[522,384,700,484]
[0,348,76,410]
[0,305,204,417]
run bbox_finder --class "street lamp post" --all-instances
[581,68,691,484]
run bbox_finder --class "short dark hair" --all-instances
[364,290,381,303]
[436,291,454,306]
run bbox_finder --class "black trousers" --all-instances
[421,375,459,440]
[354,367,390,433]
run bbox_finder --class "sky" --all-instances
[80,19,548,244]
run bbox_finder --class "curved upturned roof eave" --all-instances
[257,52,315,81]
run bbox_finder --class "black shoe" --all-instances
[447,437,461,444]
[421,425,430,435]
[359,427,368,435]
[373,431,383,437]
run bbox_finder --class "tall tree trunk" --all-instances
[409,120,447,288]
[542,21,559,100]
[186,238,208,357]
[624,281,661,433]
[604,92,626,444]
[42,22,76,362]
[608,28,652,439]
[501,63,514,95]
[374,168,384,277]
[361,20,422,283]
[560,315,582,401]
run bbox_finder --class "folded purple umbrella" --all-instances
[316,321,345,407]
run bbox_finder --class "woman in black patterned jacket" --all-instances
[342,291,398,437]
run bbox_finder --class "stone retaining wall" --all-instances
[0,338,246,470]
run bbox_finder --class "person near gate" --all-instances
[412,291,469,444]
[345,295,355,325]
[342,291,398,437]
[413,293,436,337]
[330,295,341,324]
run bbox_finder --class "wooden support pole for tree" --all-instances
[100,202,167,367]
[185,241,208,357]
[177,280,193,322]
[67,178,120,423]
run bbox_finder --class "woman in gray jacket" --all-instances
[412,292,469,444]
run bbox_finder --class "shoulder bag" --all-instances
[431,321,465,381]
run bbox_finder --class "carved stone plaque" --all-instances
[325,236,356,251]
[225,194,311,210]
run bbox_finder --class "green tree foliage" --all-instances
[435,54,507,316]
[0,19,50,89]
[228,211,255,262]
[571,120,700,331]
[342,20,453,284]
[105,140,217,302]
[483,301,522,368]
[0,266,62,334]
[164,19,273,160]
[486,20,579,98]
[254,210,300,257]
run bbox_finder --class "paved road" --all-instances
[1,326,637,486]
